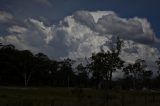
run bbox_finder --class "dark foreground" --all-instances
[0,87,160,106]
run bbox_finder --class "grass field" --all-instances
[0,87,160,106]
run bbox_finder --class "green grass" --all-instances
[0,87,160,106]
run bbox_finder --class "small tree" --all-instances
[142,70,152,88]
[156,58,160,75]
[0,42,3,47]
[154,58,160,89]
[123,59,150,89]
[58,58,75,88]
[76,63,88,87]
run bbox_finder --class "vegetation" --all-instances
[1,37,160,105]
[123,59,153,89]
[88,37,124,89]
[0,88,160,106]
[0,37,160,89]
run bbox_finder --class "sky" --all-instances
[0,0,160,36]
[0,0,160,62]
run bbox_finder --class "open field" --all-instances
[0,87,160,106]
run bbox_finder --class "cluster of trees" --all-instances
[0,39,160,90]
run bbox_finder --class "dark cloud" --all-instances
[34,0,52,6]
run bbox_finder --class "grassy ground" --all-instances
[0,87,160,106]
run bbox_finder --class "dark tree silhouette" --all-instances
[89,37,124,89]
[154,58,160,89]
[76,63,88,87]
[156,58,160,75]
[57,58,76,88]
[142,70,152,88]
[0,44,20,85]
[123,59,151,89]
[0,42,157,89]
[17,50,35,86]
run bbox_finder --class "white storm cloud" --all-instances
[74,11,158,44]
[0,11,13,23]
[8,25,27,34]
[0,10,160,66]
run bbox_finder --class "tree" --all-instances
[142,70,153,88]
[76,63,89,87]
[58,58,75,88]
[156,58,160,75]
[16,51,50,86]
[17,50,35,86]
[0,42,3,47]
[45,60,59,86]
[0,44,20,85]
[89,37,124,89]
[154,58,160,89]
[123,59,150,89]
[30,52,52,86]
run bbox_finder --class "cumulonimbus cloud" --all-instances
[74,11,159,44]
[0,10,160,71]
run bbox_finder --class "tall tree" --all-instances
[0,44,20,85]
[89,37,124,89]
[17,50,35,86]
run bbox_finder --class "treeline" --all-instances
[0,39,160,90]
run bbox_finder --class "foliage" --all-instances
[0,40,159,90]
[123,59,152,89]
[88,37,124,89]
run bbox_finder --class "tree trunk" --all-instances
[109,71,113,89]
[98,80,102,89]
[67,76,70,88]
[23,72,32,87]
[133,73,136,89]
[24,73,27,87]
